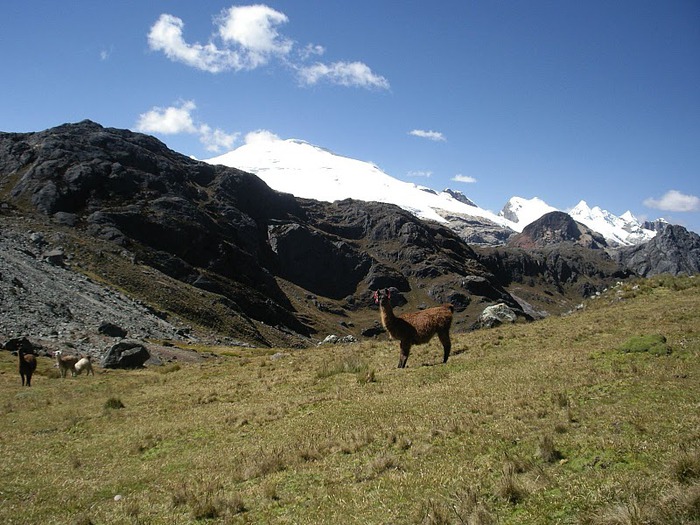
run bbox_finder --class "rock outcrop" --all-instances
[615,224,700,277]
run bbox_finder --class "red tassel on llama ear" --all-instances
[387,288,391,299]
[373,290,379,304]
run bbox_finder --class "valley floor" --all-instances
[1,276,699,524]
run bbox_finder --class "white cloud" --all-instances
[199,125,240,153]
[147,6,389,90]
[644,189,700,212]
[300,43,325,59]
[298,61,390,89]
[135,100,199,134]
[244,129,280,144]
[409,129,446,142]
[216,5,293,68]
[452,174,477,183]
[148,14,242,73]
[135,101,238,153]
[407,170,432,178]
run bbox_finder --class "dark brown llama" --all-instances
[374,288,454,368]
[19,348,37,387]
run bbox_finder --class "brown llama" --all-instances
[374,288,454,368]
[19,348,37,387]
[54,350,79,378]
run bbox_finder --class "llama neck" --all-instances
[380,303,400,336]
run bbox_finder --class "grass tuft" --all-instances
[104,397,125,410]
[537,434,564,463]
[316,354,369,378]
[171,479,246,520]
[497,462,528,504]
[671,448,700,484]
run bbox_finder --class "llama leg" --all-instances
[26,373,31,387]
[398,341,411,368]
[438,330,451,363]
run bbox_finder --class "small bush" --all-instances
[356,453,401,481]
[591,496,646,525]
[671,448,700,484]
[241,448,287,480]
[171,479,245,520]
[104,397,125,410]
[537,434,563,463]
[618,334,671,356]
[553,391,570,409]
[498,462,527,504]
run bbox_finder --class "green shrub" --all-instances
[618,334,671,356]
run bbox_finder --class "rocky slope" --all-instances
[614,224,700,277]
[0,121,526,352]
[1,121,696,357]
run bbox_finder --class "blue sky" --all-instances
[2,1,699,233]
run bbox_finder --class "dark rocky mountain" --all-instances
[615,224,700,277]
[642,218,669,234]
[442,189,478,207]
[508,211,608,250]
[0,121,526,350]
[440,212,515,246]
[1,121,696,355]
[473,211,632,316]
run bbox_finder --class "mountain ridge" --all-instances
[1,121,696,354]
[207,137,664,247]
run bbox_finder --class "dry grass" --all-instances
[0,275,698,524]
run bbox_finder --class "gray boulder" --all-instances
[101,340,150,369]
[478,303,517,329]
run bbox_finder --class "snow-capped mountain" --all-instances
[501,197,657,246]
[568,200,656,246]
[206,135,513,228]
[207,135,657,247]
[499,197,558,231]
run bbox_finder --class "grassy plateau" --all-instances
[1,276,699,524]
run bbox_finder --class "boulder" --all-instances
[477,303,517,329]
[98,321,128,338]
[43,248,65,266]
[101,340,150,369]
[3,336,37,353]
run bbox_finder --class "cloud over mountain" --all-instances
[147,4,388,89]
[644,190,700,213]
[134,100,238,153]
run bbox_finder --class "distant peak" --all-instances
[442,189,477,207]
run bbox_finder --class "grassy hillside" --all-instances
[1,276,699,524]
